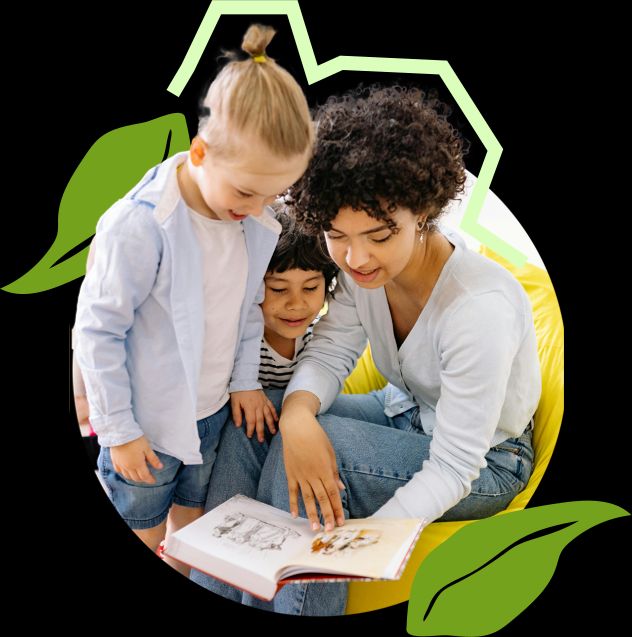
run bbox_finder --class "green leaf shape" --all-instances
[2,113,190,294]
[407,501,629,636]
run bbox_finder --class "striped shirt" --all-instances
[258,323,315,389]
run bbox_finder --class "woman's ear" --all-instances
[417,213,429,226]
[189,136,208,167]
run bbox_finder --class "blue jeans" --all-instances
[191,389,534,615]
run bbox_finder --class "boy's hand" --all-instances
[110,435,164,484]
[231,390,278,442]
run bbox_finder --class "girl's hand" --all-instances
[110,435,164,484]
[231,390,278,442]
[279,393,346,532]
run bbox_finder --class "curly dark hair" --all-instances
[267,203,339,296]
[286,85,467,233]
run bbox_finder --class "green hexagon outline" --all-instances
[168,0,526,266]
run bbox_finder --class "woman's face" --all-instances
[324,206,420,288]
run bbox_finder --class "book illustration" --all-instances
[164,495,427,600]
[212,512,301,551]
[311,528,382,555]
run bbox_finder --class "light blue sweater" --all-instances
[74,152,281,464]
[285,228,542,521]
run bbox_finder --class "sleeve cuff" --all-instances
[229,379,263,393]
[89,411,144,448]
[285,364,341,414]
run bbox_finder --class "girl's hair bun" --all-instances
[241,23,276,59]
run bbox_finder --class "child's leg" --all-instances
[136,404,229,575]
[169,403,232,576]
[98,446,181,550]
[98,406,229,573]
[189,389,285,598]
[133,520,168,553]
[189,422,272,598]
[163,504,205,576]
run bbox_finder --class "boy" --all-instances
[236,208,338,443]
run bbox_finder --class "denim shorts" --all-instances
[97,403,230,530]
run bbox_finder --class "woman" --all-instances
[191,85,541,615]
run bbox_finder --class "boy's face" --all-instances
[261,269,327,341]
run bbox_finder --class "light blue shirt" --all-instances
[74,152,281,464]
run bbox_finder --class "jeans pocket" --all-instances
[471,447,524,496]
[115,449,180,487]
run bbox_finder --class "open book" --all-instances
[164,494,427,601]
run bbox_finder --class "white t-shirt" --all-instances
[188,208,248,419]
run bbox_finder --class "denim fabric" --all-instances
[98,403,230,530]
[191,389,533,615]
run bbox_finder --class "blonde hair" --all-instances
[200,24,313,159]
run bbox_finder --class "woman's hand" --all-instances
[279,392,346,532]
[110,435,164,484]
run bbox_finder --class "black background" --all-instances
[4,1,628,633]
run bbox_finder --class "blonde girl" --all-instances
[74,24,313,574]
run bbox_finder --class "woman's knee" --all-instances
[323,391,388,424]
[315,414,395,464]
[316,413,363,445]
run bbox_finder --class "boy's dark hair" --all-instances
[268,204,338,296]
[286,84,467,234]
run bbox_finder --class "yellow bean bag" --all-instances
[341,246,564,614]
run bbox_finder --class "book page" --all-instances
[167,495,312,582]
[281,518,424,580]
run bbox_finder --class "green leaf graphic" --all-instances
[407,501,629,636]
[3,113,190,294]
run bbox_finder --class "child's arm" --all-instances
[74,355,163,481]
[72,238,96,428]
[110,437,163,484]
[72,352,90,426]
[229,280,278,441]
[74,204,162,480]
[230,390,278,442]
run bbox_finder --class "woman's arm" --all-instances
[279,274,368,531]
[284,272,369,413]
[279,391,346,531]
